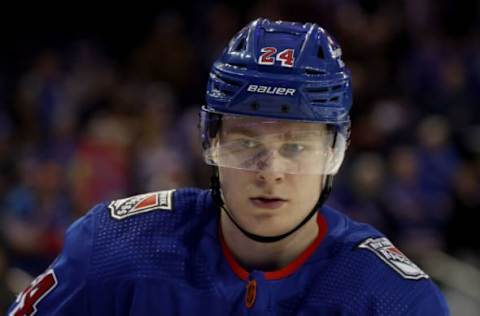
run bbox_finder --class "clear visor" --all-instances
[203,114,346,175]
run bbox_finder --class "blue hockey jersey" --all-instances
[8,188,449,315]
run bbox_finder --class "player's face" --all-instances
[218,118,324,237]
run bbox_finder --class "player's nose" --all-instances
[256,170,284,184]
[254,151,286,183]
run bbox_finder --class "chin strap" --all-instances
[210,170,333,243]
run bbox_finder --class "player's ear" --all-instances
[211,134,220,146]
[209,135,221,165]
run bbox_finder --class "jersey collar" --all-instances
[219,213,329,281]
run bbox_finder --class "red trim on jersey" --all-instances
[264,214,328,280]
[219,230,249,280]
[219,213,328,281]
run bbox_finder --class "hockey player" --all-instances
[8,18,449,315]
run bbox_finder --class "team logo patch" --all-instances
[358,237,429,280]
[108,190,175,220]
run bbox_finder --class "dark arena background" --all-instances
[0,1,479,314]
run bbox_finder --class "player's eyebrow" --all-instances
[222,126,258,137]
[222,126,324,140]
[282,131,317,141]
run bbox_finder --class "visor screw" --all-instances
[281,104,290,113]
[250,102,260,111]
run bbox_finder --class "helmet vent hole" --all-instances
[317,46,325,59]
[329,96,339,102]
[305,68,326,75]
[218,76,242,87]
[251,102,260,110]
[233,37,247,51]
[222,89,234,96]
[280,105,290,113]
[228,62,247,70]
[305,87,329,93]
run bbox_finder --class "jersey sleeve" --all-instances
[7,204,102,316]
[407,283,450,316]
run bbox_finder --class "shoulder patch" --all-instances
[108,190,175,220]
[358,237,429,280]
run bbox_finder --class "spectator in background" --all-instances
[0,242,16,314]
[133,82,192,191]
[447,162,480,256]
[130,12,198,107]
[417,115,460,198]
[175,107,212,189]
[384,145,451,257]
[70,111,133,217]
[1,157,72,276]
[330,152,390,232]
[0,111,15,201]
[15,50,65,147]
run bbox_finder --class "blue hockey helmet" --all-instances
[203,18,352,123]
[201,18,352,176]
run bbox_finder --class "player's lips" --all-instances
[249,196,288,209]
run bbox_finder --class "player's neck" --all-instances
[220,212,319,272]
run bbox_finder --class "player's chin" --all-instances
[246,221,291,237]
[243,212,291,234]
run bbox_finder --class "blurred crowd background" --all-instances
[0,0,479,314]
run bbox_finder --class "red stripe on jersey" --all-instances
[219,230,249,281]
[265,214,328,280]
[136,194,158,210]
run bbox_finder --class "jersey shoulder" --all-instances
[321,205,428,280]
[309,206,449,315]
[8,188,215,315]
[82,188,211,282]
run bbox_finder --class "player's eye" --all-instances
[279,143,306,157]
[241,139,261,149]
